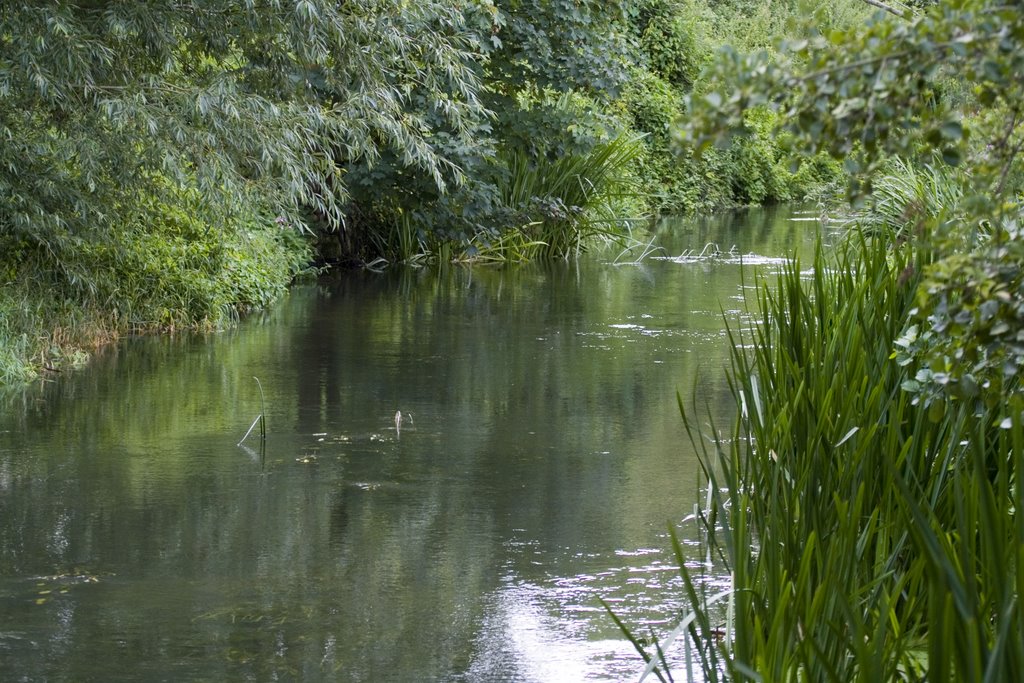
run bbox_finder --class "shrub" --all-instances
[724,107,793,204]
[0,176,311,381]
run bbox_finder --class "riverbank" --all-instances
[0,219,312,386]
[2,1,863,391]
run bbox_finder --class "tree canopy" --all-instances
[1,1,493,288]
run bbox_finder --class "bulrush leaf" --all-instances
[664,230,1022,680]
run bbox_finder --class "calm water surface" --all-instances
[0,208,827,681]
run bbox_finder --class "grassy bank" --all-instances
[0,206,312,386]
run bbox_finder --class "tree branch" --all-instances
[995,108,1022,198]
[859,0,907,19]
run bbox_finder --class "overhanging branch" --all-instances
[860,0,907,19]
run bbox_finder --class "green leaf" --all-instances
[940,121,963,141]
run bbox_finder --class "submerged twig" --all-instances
[238,376,267,446]
[254,376,266,441]
[394,410,415,440]
[238,415,263,446]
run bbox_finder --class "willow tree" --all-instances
[0,1,493,291]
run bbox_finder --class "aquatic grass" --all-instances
[671,242,739,263]
[371,212,433,266]
[600,597,671,683]
[622,232,1024,680]
[457,227,550,264]
[847,157,966,241]
[612,235,667,264]
[603,523,734,681]
[500,132,645,259]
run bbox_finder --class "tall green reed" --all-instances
[618,233,1023,681]
[848,158,966,241]
[500,132,644,258]
[368,211,432,266]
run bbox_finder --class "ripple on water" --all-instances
[464,541,730,681]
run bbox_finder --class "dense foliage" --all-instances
[1,0,491,380]
[0,1,489,232]
[681,0,1024,406]
[332,0,859,262]
[1,0,865,382]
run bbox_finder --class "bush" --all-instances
[724,107,793,204]
[0,176,311,381]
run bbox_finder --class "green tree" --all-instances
[0,1,492,290]
[679,0,1024,404]
[488,0,635,98]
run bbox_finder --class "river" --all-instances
[0,207,827,681]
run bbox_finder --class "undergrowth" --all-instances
[0,188,312,385]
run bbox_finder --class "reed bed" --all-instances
[501,132,644,259]
[617,233,1023,681]
[845,158,967,241]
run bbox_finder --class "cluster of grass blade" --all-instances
[612,233,1023,681]
[365,212,432,267]
[847,158,966,240]
[455,227,550,264]
[501,132,645,259]
[366,221,551,266]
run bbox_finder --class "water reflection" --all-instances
[0,206,826,681]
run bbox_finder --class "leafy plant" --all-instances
[628,234,1024,680]
[500,132,646,258]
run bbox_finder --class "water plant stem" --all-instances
[238,376,267,446]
